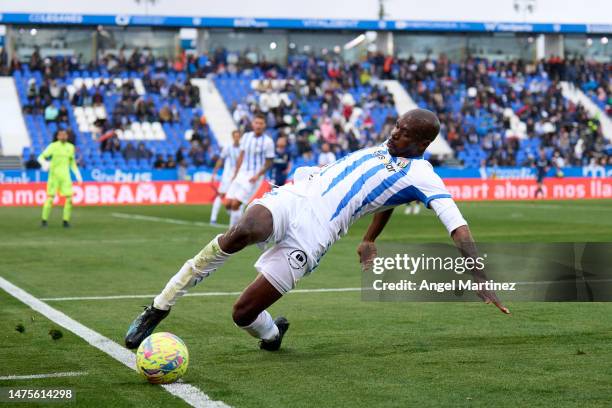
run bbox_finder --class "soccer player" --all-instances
[125,109,510,352]
[533,150,550,199]
[38,129,82,228]
[209,130,241,225]
[224,113,275,226]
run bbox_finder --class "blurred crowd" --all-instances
[8,45,611,171]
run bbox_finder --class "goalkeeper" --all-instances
[37,129,82,227]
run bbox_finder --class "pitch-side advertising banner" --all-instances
[0,178,610,207]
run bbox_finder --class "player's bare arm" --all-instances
[451,225,511,315]
[358,208,394,269]
[249,158,273,183]
[211,157,224,182]
[232,151,244,180]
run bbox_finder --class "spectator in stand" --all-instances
[271,137,292,186]
[158,105,174,123]
[175,145,188,164]
[188,141,205,166]
[101,134,122,155]
[136,142,152,161]
[44,102,59,123]
[318,142,336,167]
[123,142,138,161]
[153,154,167,169]
[24,154,42,170]
[166,156,177,169]
[57,105,69,124]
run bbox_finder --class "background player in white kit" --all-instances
[126,109,510,352]
[209,130,241,225]
[224,113,275,226]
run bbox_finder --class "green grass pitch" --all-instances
[1,200,612,407]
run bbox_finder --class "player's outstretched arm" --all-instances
[357,208,394,270]
[250,158,274,183]
[451,225,511,315]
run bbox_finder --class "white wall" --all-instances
[0,78,29,156]
[0,0,610,25]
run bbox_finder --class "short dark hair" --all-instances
[253,113,266,122]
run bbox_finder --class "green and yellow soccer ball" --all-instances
[136,332,189,384]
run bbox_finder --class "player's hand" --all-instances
[357,241,377,271]
[248,175,258,183]
[472,269,511,315]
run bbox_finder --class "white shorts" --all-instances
[250,187,329,294]
[225,172,263,203]
[217,172,233,195]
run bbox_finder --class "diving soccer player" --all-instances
[125,109,510,352]
[38,129,82,227]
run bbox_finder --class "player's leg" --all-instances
[209,194,223,224]
[211,174,232,224]
[41,177,58,227]
[535,180,543,198]
[60,178,74,227]
[224,177,248,226]
[125,204,273,348]
[157,204,272,308]
[232,274,289,351]
[232,237,309,350]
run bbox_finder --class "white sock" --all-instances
[229,209,242,226]
[210,196,223,223]
[240,310,279,341]
[153,234,230,310]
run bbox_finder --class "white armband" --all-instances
[429,197,468,235]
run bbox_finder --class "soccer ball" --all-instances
[136,332,189,384]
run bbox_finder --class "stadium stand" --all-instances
[6,49,611,171]
[13,49,219,171]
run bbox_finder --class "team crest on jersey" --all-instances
[396,158,410,169]
[288,250,308,270]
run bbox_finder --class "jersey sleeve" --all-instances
[38,143,55,161]
[264,137,275,159]
[411,161,453,208]
[430,197,467,235]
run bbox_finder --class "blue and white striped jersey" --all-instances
[289,141,452,241]
[239,131,275,175]
[220,144,241,176]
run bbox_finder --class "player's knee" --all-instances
[232,299,257,327]
[224,222,255,248]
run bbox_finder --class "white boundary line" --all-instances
[111,212,228,229]
[0,372,87,380]
[0,276,231,408]
[40,287,363,302]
